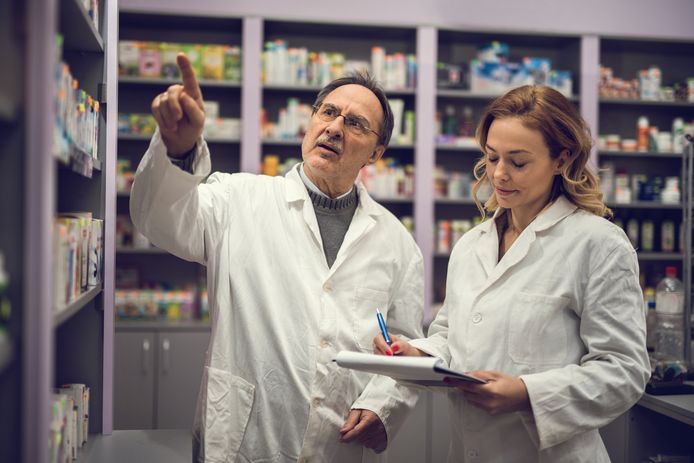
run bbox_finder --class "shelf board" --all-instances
[54,285,103,327]
[116,247,169,254]
[636,252,683,261]
[438,88,578,102]
[117,133,153,141]
[598,150,682,159]
[263,83,415,96]
[59,0,103,53]
[436,144,481,152]
[115,319,211,331]
[435,197,478,205]
[600,98,694,108]
[0,330,13,374]
[55,144,100,178]
[371,197,414,204]
[119,76,241,88]
[608,202,682,210]
[262,138,302,146]
[118,133,240,144]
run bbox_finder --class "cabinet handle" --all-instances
[161,338,170,374]
[141,339,150,373]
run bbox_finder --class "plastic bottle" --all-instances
[644,287,657,352]
[654,267,685,363]
[637,116,649,152]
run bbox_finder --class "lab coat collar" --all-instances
[479,195,578,236]
[284,166,383,217]
[284,166,383,277]
[473,195,578,290]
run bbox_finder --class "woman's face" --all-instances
[485,117,565,218]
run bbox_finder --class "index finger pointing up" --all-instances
[176,53,202,101]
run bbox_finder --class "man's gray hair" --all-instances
[313,70,395,147]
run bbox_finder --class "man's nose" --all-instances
[325,116,345,138]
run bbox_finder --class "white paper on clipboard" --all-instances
[333,351,486,386]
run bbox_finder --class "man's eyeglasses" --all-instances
[312,103,380,138]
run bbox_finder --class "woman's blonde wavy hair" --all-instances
[472,85,611,219]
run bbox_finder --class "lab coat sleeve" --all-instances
[409,301,451,363]
[519,241,651,450]
[129,129,231,265]
[350,246,425,442]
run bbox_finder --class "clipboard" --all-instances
[333,351,487,386]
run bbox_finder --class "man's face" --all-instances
[301,84,385,194]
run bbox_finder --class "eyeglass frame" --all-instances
[311,103,381,139]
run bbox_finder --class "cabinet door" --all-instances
[114,331,156,429]
[156,330,210,429]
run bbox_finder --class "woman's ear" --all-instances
[555,149,570,174]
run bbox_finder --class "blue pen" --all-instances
[376,308,392,346]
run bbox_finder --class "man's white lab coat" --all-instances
[410,196,650,463]
[130,132,424,463]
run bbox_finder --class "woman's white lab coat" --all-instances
[130,132,424,463]
[410,196,650,463]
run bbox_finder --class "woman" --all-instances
[375,85,650,462]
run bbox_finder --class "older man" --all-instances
[130,54,423,463]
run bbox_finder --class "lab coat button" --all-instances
[323,281,333,292]
[320,338,329,348]
[471,312,482,324]
[467,449,479,458]
[312,398,322,407]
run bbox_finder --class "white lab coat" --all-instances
[410,196,650,463]
[130,131,424,463]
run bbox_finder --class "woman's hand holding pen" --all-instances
[372,333,426,357]
[444,370,531,415]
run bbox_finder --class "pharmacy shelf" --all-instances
[437,88,578,102]
[116,247,169,254]
[608,202,682,210]
[600,98,694,108]
[115,320,211,331]
[263,83,415,96]
[637,252,683,261]
[119,76,241,88]
[435,197,477,205]
[54,284,103,327]
[371,197,414,204]
[262,138,302,146]
[60,0,103,52]
[118,133,240,144]
[55,145,102,175]
[598,150,682,159]
[436,144,481,152]
[0,330,12,374]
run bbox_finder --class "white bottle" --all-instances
[654,266,685,363]
[660,177,681,204]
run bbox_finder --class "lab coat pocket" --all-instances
[353,287,390,351]
[203,367,255,463]
[508,292,570,366]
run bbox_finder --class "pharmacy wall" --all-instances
[121,0,694,40]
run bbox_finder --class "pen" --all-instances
[376,308,392,346]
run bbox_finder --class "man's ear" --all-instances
[367,145,386,166]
